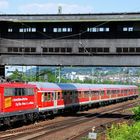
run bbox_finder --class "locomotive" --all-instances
[0,82,138,126]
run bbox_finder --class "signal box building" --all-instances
[0,12,140,77]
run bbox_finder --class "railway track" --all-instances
[0,98,139,140]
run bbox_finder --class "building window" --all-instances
[8,48,12,52]
[123,27,133,32]
[55,48,59,52]
[49,48,54,52]
[97,48,103,52]
[53,28,57,32]
[116,48,122,53]
[53,27,72,32]
[25,48,30,52]
[129,48,135,52]
[43,28,47,32]
[31,48,36,52]
[116,47,140,53]
[8,28,13,32]
[86,48,91,53]
[79,47,110,53]
[7,47,36,53]
[79,48,85,53]
[136,48,140,52]
[61,48,66,52]
[19,28,36,32]
[42,47,72,53]
[87,27,110,32]
[104,48,109,52]
[66,48,72,52]
[123,48,128,52]
[43,48,48,52]
[91,48,97,53]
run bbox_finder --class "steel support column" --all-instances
[0,65,5,78]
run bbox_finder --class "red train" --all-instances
[0,82,139,126]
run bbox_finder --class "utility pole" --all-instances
[92,67,94,84]
[58,66,61,83]
[36,66,39,81]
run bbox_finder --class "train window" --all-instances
[91,91,98,96]
[57,92,61,100]
[74,91,78,97]
[62,91,67,99]
[4,88,32,96]
[84,91,89,98]
[115,90,118,94]
[81,91,84,97]
[4,88,14,96]
[107,90,110,95]
[42,92,52,102]
[84,91,89,94]
[78,91,82,98]
[47,93,51,101]
[15,88,22,96]
[100,91,104,95]
[43,93,47,102]
[25,88,34,95]
[70,91,73,96]
[63,91,66,96]
[112,90,115,94]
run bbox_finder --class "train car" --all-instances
[0,82,38,126]
[30,82,139,116]
[0,82,137,126]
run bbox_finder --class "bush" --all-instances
[132,106,140,121]
[107,122,140,140]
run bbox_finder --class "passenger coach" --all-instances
[30,82,139,116]
[0,82,138,126]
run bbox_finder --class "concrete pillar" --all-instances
[0,65,5,78]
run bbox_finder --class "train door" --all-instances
[89,90,91,102]
[53,91,57,109]
[0,87,3,112]
[71,90,76,104]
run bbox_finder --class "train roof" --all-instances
[29,82,138,91]
[0,82,36,88]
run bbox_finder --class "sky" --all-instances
[0,0,140,14]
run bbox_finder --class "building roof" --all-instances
[0,12,140,22]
